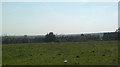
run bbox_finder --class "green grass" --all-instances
[0,44,2,66]
[2,40,118,65]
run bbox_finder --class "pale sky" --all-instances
[1,0,119,2]
[0,2,1,63]
[1,2,118,35]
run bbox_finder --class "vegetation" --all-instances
[115,27,120,32]
[2,32,119,44]
[2,31,119,65]
[3,40,118,65]
[45,32,56,42]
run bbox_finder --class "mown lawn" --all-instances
[2,40,118,65]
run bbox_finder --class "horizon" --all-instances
[1,31,115,36]
[2,2,118,35]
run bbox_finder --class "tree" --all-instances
[45,32,56,42]
[81,34,84,36]
[116,27,120,32]
[21,35,29,43]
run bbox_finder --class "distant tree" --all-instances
[24,35,27,37]
[116,27,120,32]
[22,35,29,43]
[115,27,120,40]
[103,32,118,40]
[118,27,120,32]
[45,32,56,42]
[81,34,84,36]
[34,36,44,43]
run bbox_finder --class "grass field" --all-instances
[2,40,118,65]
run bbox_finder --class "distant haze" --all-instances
[2,2,118,35]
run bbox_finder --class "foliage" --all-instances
[115,27,120,32]
[103,32,118,40]
[2,32,119,44]
[45,32,56,42]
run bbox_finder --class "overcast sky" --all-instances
[1,2,118,35]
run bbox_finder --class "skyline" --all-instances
[2,2,118,35]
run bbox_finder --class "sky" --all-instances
[0,2,2,36]
[1,0,119,2]
[2,2,118,35]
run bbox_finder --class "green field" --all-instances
[2,40,118,65]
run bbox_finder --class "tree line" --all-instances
[2,31,120,44]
